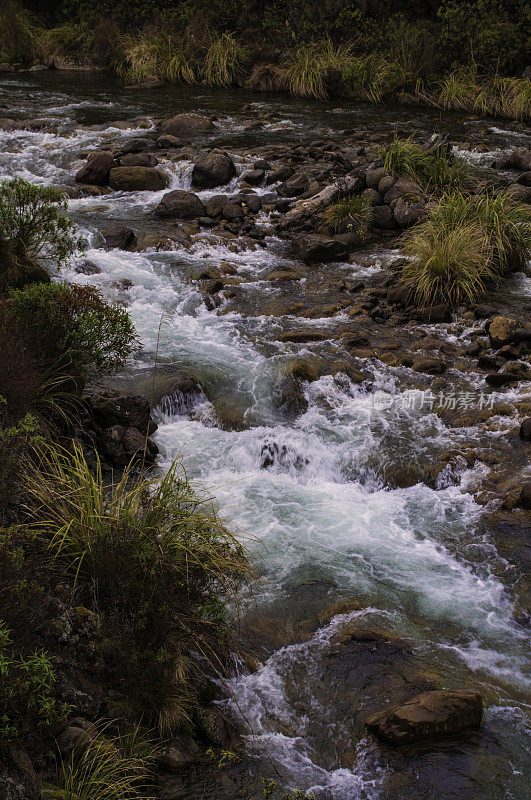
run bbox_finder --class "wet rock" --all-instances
[192,150,236,189]
[366,690,482,746]
[222,203,244,221]
[412,304,452,323]
[485,372,517,387]
[75,260,101,275]
[158,736,200,771]
[242,168,265,185]
[506,183,531,203]
[84,389,156,434]
[102,226,137,250]
[119,137,153,154]
[279,330,328,343]
[487,316,523,347]
[293,233,348,262]
[378,175,395,195]
[244,194,262,213]
[118,153,158,167]
[161,112,215,137]
[155,189,205,219]
[384,178,423,204]
[102,424,158,466]
[387,284,411,306]
[277,172,310,197]
[393,195,426,227]
[361,187,382,206]
[365,166,385,189]
[411,357,447,375]
[474,303,496,319]
[205,194,229,217]
[520,482,531,509]
[516,171,531,186]
[156,134,181,148]
[254,159,271,170]
[266,165,294,184]
[273,375,308,417]
[371,204,397,230]
[108,166,168,192]
[75,152,114,186]
[519,418,531,440]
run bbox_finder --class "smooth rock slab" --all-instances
[365,689,482,746]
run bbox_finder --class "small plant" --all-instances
[0,620,68,739]
[0,178,81,267]
[320,194,372,239]
[381,134,466,192]
[9,282,138,380]
[24,444,250,732]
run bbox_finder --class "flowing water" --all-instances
[1,71,529,800]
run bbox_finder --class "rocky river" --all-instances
[0,70,529,800]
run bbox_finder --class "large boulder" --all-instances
[102,226,137,250]
[519,418,531,441]
[108,166,168,192]
[75,152,114,186]
[487,316,522,347]
[155,190,205,219]
[84,389,156,434]
[277,172,310,198]
[365,690,482,746]
[383,178,423,204]
[191,150,236,189]
[293,234,348,262]
[119,153,158,167]
[393,195,426,227]
[371,204,397,230]
[161,113,215,138]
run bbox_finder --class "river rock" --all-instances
[393,195,426,227]
[277,172,310,197]
[161,112,215,137]
[119,137,153,154]
[362,188,382,206]
[205,195,228,216]
[156,134,181,148]
[75,152,114,186]
[371,205,397,229]
[365,166,385,189]
[519,418,531,440]
[102,226,137,250]
[84,389,156,434]
[520,482,531,509]
[155,190,205,219]
[293,234,348,262]
[119,153,158,167]
[488,316,522,347]
[192,150,236,189]
[412,356,447,375]
[242,168,265,185]
[365,690,482,746]
[384,178,423,204]
[413,304,452,323]
[102,424,158,466]
[109,166,168,191]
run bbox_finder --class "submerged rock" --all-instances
[365,689,482,746]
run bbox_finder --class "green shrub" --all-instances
[320,194,372,240]
[0,178,81,269]
[9,282,138,380]
[24,444,250,732]
[0,620,67,740]
[381,135,467,192]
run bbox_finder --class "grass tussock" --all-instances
[434,68,531,121]
[381,134,467,192]
[202,32,247,87]
[24,444,250,733]
[284,39,351,99]
[400,189,531,306]
[247,63,288,92]
[320,194,372,239]
[57,725,160,800]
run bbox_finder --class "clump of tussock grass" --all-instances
[284,39,351,99]
[435,68,531,121]
[24,444,250,733]
[202,32,247,87]
[341,53,408,103]
[399,189,531,306]
[381,134,467,192]
[114,27,196,86]
[35,22,91,65]
[247,63,288,92]
[57,724,160,800]
[320,194,372,239]
[0,0,36,64]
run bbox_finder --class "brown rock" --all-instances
[365,690,482,746]
[192,150,236,189]
[75,152,114,186]
[155,190,205,219]
[108,166,168,192]
[161,112,215,137]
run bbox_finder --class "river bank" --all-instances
[0,71,530,799]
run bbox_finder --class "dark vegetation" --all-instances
[2,0,530,119]
[0,178,249,797]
